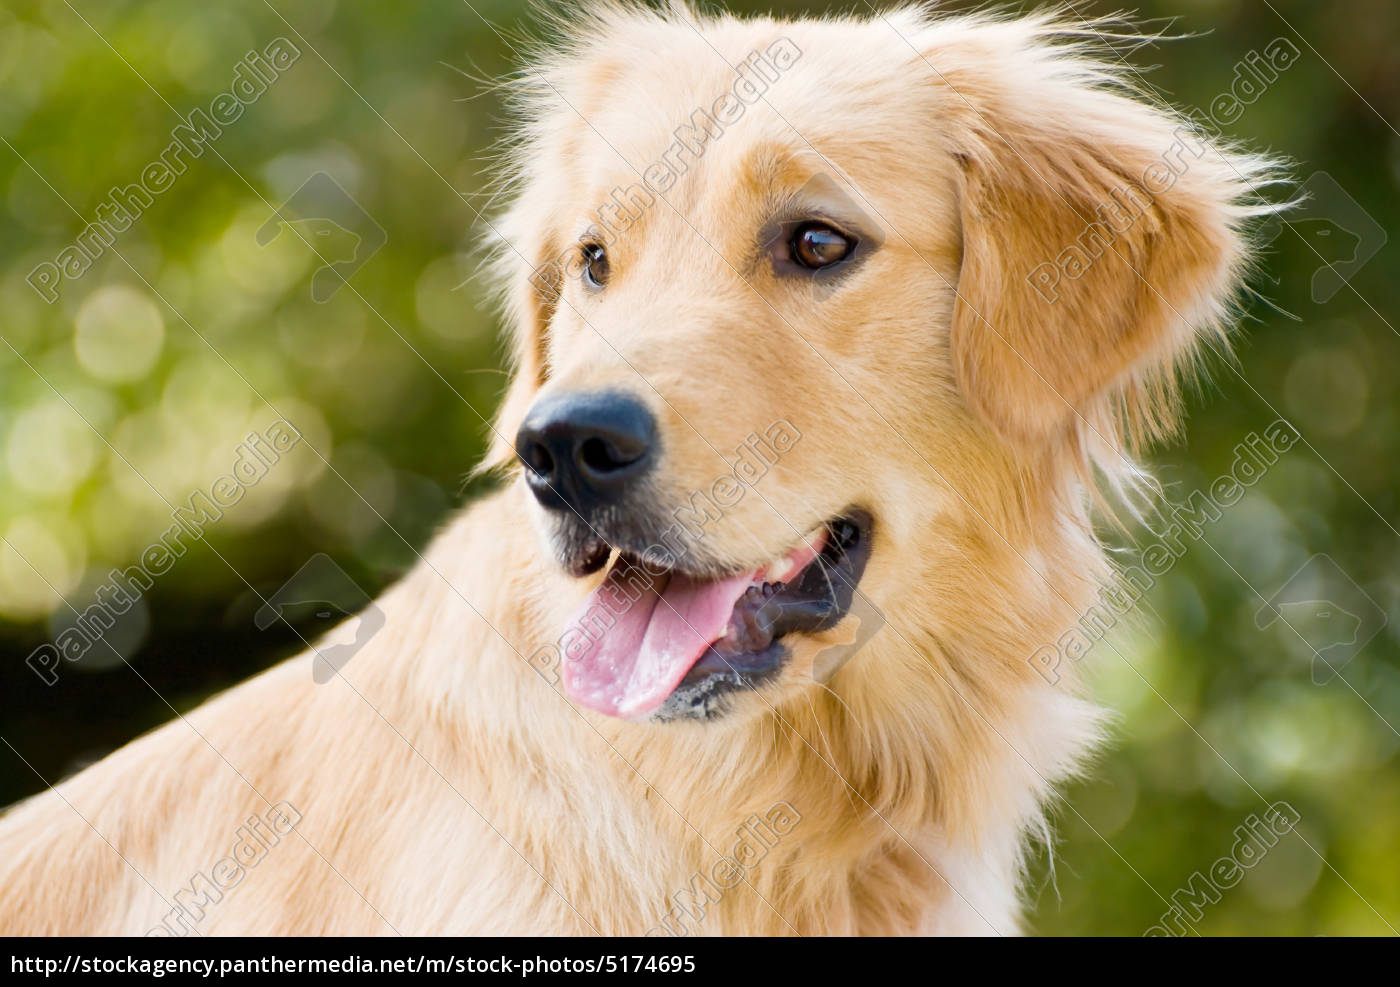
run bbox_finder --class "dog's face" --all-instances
[487,9,1254,724]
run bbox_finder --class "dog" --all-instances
[0,3,1276,935]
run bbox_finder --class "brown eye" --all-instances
[791,223,853,269]
[582,243,610,289]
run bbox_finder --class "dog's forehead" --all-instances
[550,19,943,236]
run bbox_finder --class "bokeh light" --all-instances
[73,285,165,383]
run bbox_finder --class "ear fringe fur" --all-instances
[908,5,1292,523]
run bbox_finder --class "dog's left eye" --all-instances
[791,223,853,269]
[581,243,610,289]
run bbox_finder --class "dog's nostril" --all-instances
[523,441,555,478]
[579,436,639,475]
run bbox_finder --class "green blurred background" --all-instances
[0,0,1396,936]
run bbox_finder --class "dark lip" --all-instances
[546,509,875,721]
[650,509,874,722]
[651,640,787,723]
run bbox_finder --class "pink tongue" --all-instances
[561,565,757,720]
[560,535,826,720]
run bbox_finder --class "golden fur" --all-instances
[0,3,1273,935]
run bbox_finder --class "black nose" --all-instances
[515,392,655,514]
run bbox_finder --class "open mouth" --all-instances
[558,511,872,721]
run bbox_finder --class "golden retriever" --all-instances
[0,3,1275,935]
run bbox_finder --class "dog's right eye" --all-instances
[581,243,610,289]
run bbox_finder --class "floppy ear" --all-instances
[939,21,1271,449]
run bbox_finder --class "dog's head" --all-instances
[484,6,1271,724]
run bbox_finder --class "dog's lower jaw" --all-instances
[504,497,1101,935]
